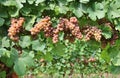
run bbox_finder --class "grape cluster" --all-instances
[52,17,83,43]
[8,16,102,43]
[30,16,51,36]
[52,18,65,43]
[43,26,53,37]
[88,57,96,62]
[30,17,83,43]
[64,17,83,40]
[8,17,25,41]
[52,29,59,43]
[84,26,102,41]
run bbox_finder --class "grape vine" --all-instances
[0,0,120,78]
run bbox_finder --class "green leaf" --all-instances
[70,3,86,18]
[55,5,68,14]
[101,44,110,63]
[80,0,89,4]
[87,8,96,21]
[0,71,6,78]
[73,7,83,18]
[0,18,5,26]
[6,48,19,67]
[20,6,32,15]
[110,66,120,74]
[54,0,69,14]
[35,0,45,6]
[115,19,120,31]
[20,0,26,3]
[0,0,17,6]
[87,2,105,21]
[112,58,120,66]
[0,7,8,18]
[0,48,6,57]
[20,53,34,67]
[6,58,14,67]
[107,0,120,19]
[114,40,120,47]
[51,42,65,56]
[60,6,68,14]
[32,40,46,52]
[67,0,74,2]
[2,37,10,48]
[0,48,10,57]
[27,0,35,4]
[111,49,120,66]
[49,3,56,10]
[13,51,34,76]
[87,40,100,51]
[115,25,120,31]
[10,48,19,60]
[14,59,26,76]
[1,0,23,9]
[58,0,68,5]
[102,32,112,39]
[15,0,24,9]
[19,36,31,48]
[44,52,53,61]
[8,7,19,17]
[24,16,36,31]
[108,47,119,59]
[100,26,112,39]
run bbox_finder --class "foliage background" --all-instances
[0,0,120,77]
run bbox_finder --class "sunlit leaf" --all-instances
[19,36,31,48]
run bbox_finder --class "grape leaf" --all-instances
[19,52,34,67]
[24,16,36,31]
[1,0,23,9]
[27,0,35,4]
[19,36,31,48]
[0,7,8,18]
[115,20,120,31]
[51,42,65,56]
[14,59,26,76]
[0,71,6,78]
[67,0,74,2]
[111,49,120,66]
[110,66,120,74]
[13,51,34,76]
[101,44,110,63]
[107,0,120,19]
[70,3,86,18]
[87,2,105,21]
[44,52,53,61]
[35,0,45,6]
[80,0,89,4]
[0,17,5,26]
[100,25,112,39]
[8,7,19,17]
[20,6,32,15]
[32,40,46,52]
[2,37,10,48]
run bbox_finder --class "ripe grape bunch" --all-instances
[8,17,25,41]
[52,18,65,43]
[52,17,83,43]
[69,17,83,39]
[8,16,101,43]
[30,16,52,36]
[62,17,83,42]
[84,26,102,41]
[30,16,83,43]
